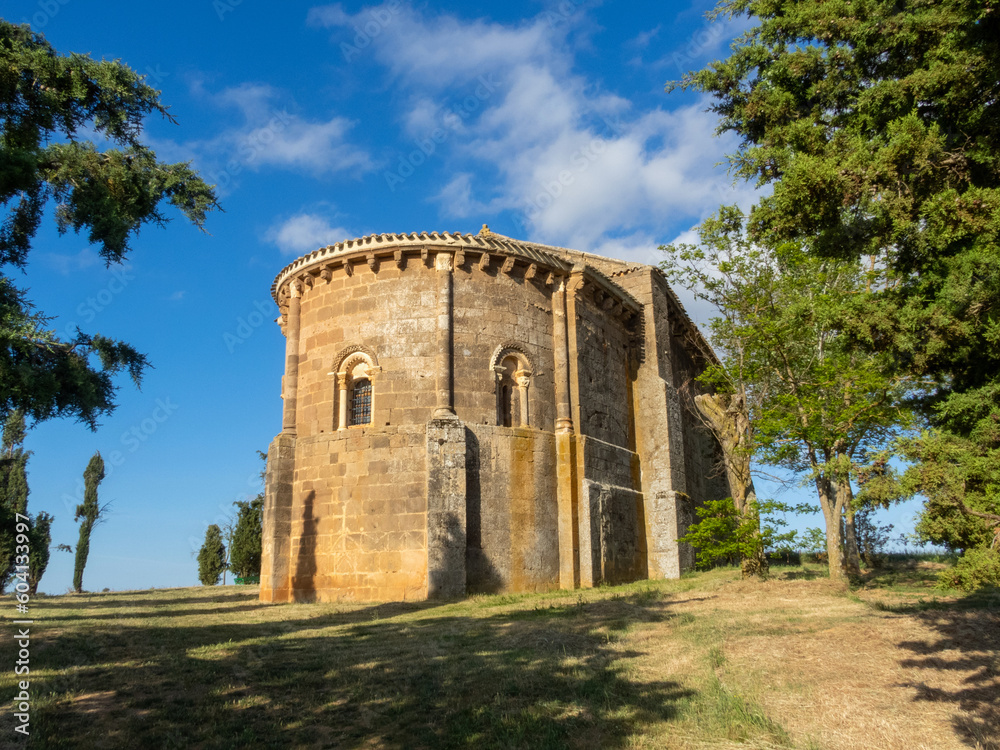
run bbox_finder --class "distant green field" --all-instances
[3,561,997,749]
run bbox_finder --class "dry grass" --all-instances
[1,562,997,749]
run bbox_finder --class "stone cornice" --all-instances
[271,231,574,303]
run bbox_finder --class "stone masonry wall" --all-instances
[452,260,557,430]
[288,426,428,602]
[570,289,633,449]
[466,424,559,593]
[295,260,439,434]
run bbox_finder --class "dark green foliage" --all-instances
[0,21,218,429]
[905,394,1000,553]
[228,495,263,580]
[0,410,53,593]
[0,278,149,429]
[73,451,105,593]
[678,497,811,573]
[671,0,1000,584]
[937,547,1000,592]
[27,510,52,594]
[0,409,30,591]
[198,524,227,586]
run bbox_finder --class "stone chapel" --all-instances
[259,227,728,603]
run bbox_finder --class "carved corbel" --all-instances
[525,264,538,281]
[367,253,378,273]
[479,253,491,270]
[501,256,516,274]
[394,249,403,269]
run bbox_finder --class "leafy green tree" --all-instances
[73,451,106,593]
[691,391,767,578]
[670,0,1000,583]
[679,497,809,572]
[229,495,263,581]
[198,524,226,586]
[662,208,915,579]
[0,21,218,429]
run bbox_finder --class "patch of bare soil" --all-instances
[702,579,999,750]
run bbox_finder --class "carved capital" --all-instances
[434,252,453,272]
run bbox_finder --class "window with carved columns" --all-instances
[490,344,532,428]
[330,346,380,430]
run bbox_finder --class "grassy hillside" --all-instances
[3,562,997,749]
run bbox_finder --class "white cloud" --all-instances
[38,247,102,276]
[265,213,354,256]
[154,82,372,192]
[309,2,759,256]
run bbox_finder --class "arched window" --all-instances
[498,356,518,427]
[331,345,380,430]
[490,344,532,428]
[350,378,372,426]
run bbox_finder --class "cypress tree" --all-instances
[0,411,31,592]
[198,525,227,586]
[27,512,52,595]
[73,452,105,593]
[228,495,263,580]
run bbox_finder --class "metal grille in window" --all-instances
[350,379,372,426]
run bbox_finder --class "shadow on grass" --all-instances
[895,588,1000,750]
[774,567,826,581]
[29,592,694,749]
[28,589,261,611]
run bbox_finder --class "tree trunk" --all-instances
[694,393,768,579]
[840,481,862,577]
[816,475,846,581]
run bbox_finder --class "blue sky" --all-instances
[6,0,923,593]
